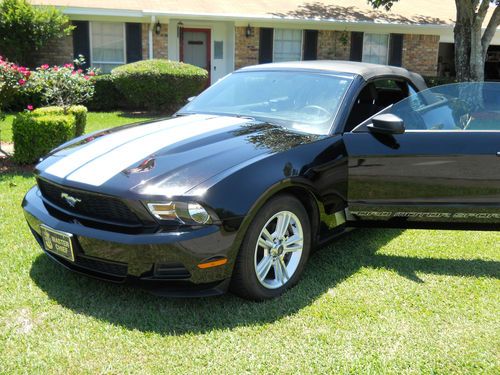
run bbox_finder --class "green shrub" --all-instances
[33,105,87,136]
[86,74,127,111]
[423,76,458,88]
[111,59,208,111]
[12,112,75,164]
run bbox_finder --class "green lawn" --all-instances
[0,111,499,373]
[0,111,163,144]
[0,169,498,373]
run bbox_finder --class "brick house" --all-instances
[30,0,500,84]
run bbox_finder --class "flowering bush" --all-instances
[28,56,97,112]
[0,55,30,117]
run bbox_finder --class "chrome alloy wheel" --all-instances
[253,210,304,289]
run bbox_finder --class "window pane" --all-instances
[273,29,302,62]
[388,83,500,131]
[362,33,389,65]
[91,22,125,67]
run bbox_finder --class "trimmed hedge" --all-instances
[111,59,208,111]
[86,74,127,111]
[33,105,87,136]
[12,112,75,164]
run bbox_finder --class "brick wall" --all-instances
[317,30,351,60]
[153,24,168,59]
[33,34,73,67]
[235,26,260,69]
[139,22,168,60]
[402,34,439,76]
[141,23,149,60]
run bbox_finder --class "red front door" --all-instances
[180,28,211,83]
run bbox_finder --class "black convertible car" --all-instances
[22,61,500,300]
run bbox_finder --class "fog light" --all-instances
[147,202,177,221]
[188,203,210,224]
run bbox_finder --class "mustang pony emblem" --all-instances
[60,193,81,207]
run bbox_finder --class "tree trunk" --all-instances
[454,20,472,81]
[470,19,485,82]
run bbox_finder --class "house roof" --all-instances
[28,0,476,26]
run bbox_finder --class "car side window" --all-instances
[388,83,500,131]
[344,78,412,132]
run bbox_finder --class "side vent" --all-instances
[154,262,191,280]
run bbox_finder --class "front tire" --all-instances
[230,194,311,300]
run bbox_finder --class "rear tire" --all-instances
[230,194,311,300]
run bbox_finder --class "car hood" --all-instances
[36,114,322,197]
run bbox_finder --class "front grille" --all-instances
[38,178,141,226]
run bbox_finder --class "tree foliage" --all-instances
[367,0,500,81]
[0,0,73,66]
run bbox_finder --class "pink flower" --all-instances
[40,64,49,70]
[18,79,26,85]
[27,104,34,111]
[84,75,90,80]
[64,63,74,69]
[53,66,59,71]
[76,69,83,74]
[23,70,31,78]
[88,71,96,76]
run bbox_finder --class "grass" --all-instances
[0,111,163,144]
[0,168,498,373]
[0,110,498,372]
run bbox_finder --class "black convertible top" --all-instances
[240,60,427,91]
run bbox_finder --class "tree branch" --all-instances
[481,5,500,53]
[476,0,490,21]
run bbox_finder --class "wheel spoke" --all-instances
[261,227,275,243]
[256,255,273,281]
[258,237,273,250]
[274,260,284,285]
[276,212,291,239]
[279,258,290,281]
[284,234,302,247]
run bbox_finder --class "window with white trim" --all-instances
[90,22,126,73]
[273,29,303,62]
[362,33,389,65]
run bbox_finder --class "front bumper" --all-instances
[22,186,238,296]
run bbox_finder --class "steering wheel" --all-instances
[301,105,332,118]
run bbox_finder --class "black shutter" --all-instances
[350,32,364,62]
[259,28,274,64]
[303,30,318,60]
[388,34,403,66]
[72,21,90,68]
[126,23,142,63]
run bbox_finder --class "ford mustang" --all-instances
[22,61,500,300]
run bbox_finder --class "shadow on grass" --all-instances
[0,158,34,179]
[29,228,499,335]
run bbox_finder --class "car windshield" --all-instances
[178,70,353,135]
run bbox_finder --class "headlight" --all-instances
[146,201,212,225]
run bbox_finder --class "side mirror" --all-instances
[187,96,196,103]
[367,114,405,135]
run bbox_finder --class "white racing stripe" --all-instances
[64,115,244,186]
[45,115,208,179]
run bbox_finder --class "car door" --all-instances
[343,82,500,230]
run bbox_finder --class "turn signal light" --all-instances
[197,258,228,269]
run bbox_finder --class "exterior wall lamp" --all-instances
[245,24,253,38]
[155,21,161,35]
